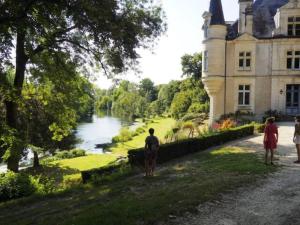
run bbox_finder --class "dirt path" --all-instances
[169,122,300,225]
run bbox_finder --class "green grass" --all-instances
[0,146,276,225]
[52,154,118,171]
[110,117,176,155]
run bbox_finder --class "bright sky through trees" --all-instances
[96,0,239,89]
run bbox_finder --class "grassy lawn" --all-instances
[0,146,276,225]
[52,154,118,171]
[110,117,176,155]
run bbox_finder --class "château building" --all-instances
[202,0,300,124]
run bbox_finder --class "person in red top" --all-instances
[264,117,278,165]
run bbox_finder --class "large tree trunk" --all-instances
[6,29,28,172]
[33,151,40,168]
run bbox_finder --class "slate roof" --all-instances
[252,0,289,37]
[221,0,290,39]
[209,0,226,25]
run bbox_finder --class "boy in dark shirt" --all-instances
[144,128,159,177]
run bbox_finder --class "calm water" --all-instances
[76,115,129,154]
[0,115,139,172]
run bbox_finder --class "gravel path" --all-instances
[169,122,300,225]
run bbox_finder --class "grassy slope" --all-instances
[0,146,276,225]
[110,117,176,155]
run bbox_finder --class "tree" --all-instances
[139,78,157,102]
[181,53,202,80]
[20,52,95,167]
[170,92,192,119]
[157,80,181,111]
[0,0,166,171]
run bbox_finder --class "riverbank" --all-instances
[109,117,176,155]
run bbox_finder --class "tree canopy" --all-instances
[0,0,166,171]
[181,52,202,80]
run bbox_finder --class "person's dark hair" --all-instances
[149,128,154,135]
[295,115,300,123]
[266,117,275,124]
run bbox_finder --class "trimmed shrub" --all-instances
[0,171,37,201]
[81,162,132,183]
[128,125,254,167]
[55,149,86,160]
[254,123,265,133]
[112,127,133,143]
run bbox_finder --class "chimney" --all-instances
[239,0,253,33]
[245,5,253,35]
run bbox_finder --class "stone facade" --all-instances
[202,0,300,124]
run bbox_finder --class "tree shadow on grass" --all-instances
[25,164,81,186]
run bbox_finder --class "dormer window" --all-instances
[288,17,300,36]
[239,52,251,70]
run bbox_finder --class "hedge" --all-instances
[81,163,125,183]
[128,124,254,167]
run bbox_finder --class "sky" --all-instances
[95,0,239,89]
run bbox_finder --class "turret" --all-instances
[239,0,253,34]
[202,0,227,124]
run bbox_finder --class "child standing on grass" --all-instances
[293,116,300,163]
[264,117,278,165]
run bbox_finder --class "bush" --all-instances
[112,127,133,143]
[54,149,86,160]
[81,162,132,183]
[128,125,254,166]
[0,171,37,201]
[219,118,237,130]
[188,102,209,114]
[263,110,283,123]
[135,127,145,134]
[253,123,265,133]
[181,113,208,122]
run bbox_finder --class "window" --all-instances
[238,52,251,70]
[238,85,250,106]
[288,17,300,36]
[286,85,299,107]
[203,51,208,71]
[204,26,208,39]
[287,51,300,70]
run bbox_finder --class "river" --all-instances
[0,114,140,173]
[75,114,139,153]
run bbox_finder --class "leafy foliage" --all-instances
[0,171,36,202]
[181,52,202,80]
[0,0,166,171]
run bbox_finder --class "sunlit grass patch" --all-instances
[52,154,118,171]
[110,117,176,154]
[210,146,245,155]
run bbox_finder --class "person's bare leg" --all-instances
[151,158,156,176]
[270,149,274,165]
[145,160,150,176]
[297,144,300,162]
[265,150,269,164]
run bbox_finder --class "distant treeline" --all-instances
[95,77,209,120]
